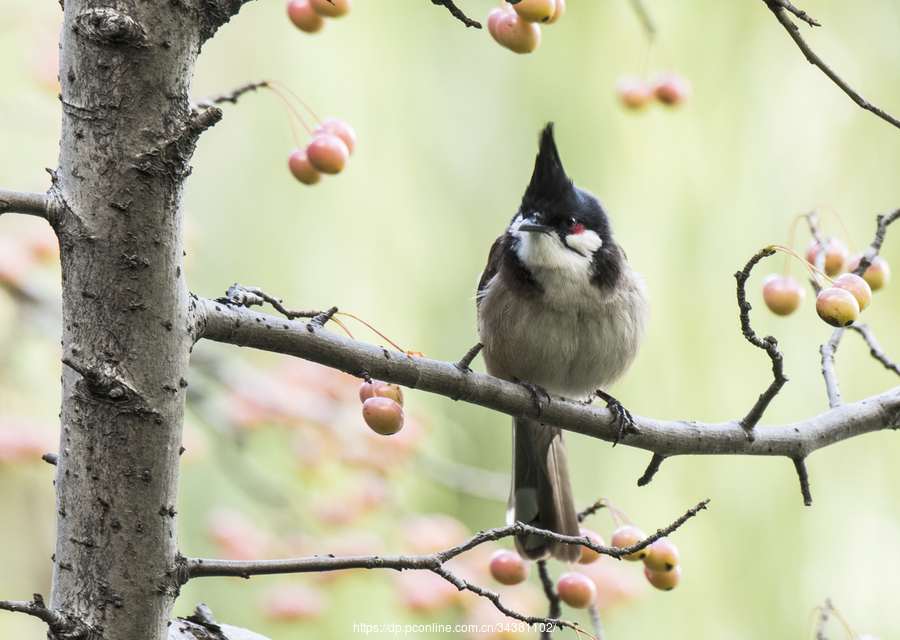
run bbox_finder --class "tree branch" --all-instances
[192,295,900,463]
[0,189,52,220]
[820,328,844,409]
[179,502,708,632]
[0,594,98,639]
[762,0,900,131]
[430,0,481,29]
[850,324,900,377]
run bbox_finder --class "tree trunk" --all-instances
[49,2,219,637]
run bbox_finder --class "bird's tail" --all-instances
[507,418,582,562]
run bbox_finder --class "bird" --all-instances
[475,123,650,562]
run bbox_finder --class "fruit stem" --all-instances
[766,244,834,289]
[334,312,408,354]
[813,204,859,253]
[265,84,315,136]
[266,79,324,126]
[784,212,807,276]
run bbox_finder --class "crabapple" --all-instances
[846,254,890,291]
[611,525,650,561]
[557,572,596,609]
[306,133,350,174]
[310,0,351,18]
[546,0,565,24]
[494,12,541,54]
[287,0,325,33]
[762,274,805,316]
[644,565,682,591]
[288,148,322,185]
[815,287,859,327]
[316,118,357,155]
[806,238,849,277]
[577,528,605,565]
[832,273,872,312]
[489,549,530,585]
[616,74,654,110]
[512,0,556,23]
[642,538,679,573]
[362,397,404,435]
[358,380,404,406]
[653,72,692,106]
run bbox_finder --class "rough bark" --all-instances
[49,2,222,638]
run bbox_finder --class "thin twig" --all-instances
[537,560,561,639]
[587,605,605,640]
[820,328,844,409]
[792,457,813,506]
[852,208,900,276]
[850,324,900,377]
[637,452,666,487]
[816,597,834,640]
[769,0,820,26]
[430,0,481,29]
[627,0,657,38]
[577,499,607,523]
[191,80,268,113]
[734,247,788,435]
[762,1,900,131]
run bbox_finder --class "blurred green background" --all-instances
[1,0,899,638]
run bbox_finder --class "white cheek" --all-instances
[566,230,603,256]
[516,232,590,275]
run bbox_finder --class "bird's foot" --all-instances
[594,389,639,446]
[455,343,483,373]
[517,380,551,417]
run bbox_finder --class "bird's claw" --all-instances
[518,381,551,417]
[595,390,639,446]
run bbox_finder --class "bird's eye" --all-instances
[564,217,577,230]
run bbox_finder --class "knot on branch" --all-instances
[135,108,223,179]
[73,8,147,46]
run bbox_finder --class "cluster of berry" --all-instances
[616,72,691,109]
[287,0,351,33]
[358,380,404,436]
[762,237,890,328]
[288,118,357,185]
[487,0,566,55]
[488,524,681,610]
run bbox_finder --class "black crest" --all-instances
[521,123,573,209]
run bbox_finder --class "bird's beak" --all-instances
[518,216,554,236]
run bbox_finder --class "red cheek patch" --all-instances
[571,223,585,235]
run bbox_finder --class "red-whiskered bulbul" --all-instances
[476,123,649,561]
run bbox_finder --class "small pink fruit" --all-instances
[577,528,605,565]
[653,72,692,106]
[512,0,557,24]
[287,0,325,33]
[644,565,682,591]
[762,274,805,316]
[310,0,351,18]
[489,549,530,585]
[610,525,650,561]
[546,0,565,24]
[316,118,357,156]
[306,134,350,174]
[815,287,859,327]
[557,572,596,609]
[358,380,404,406]
[288,148,322,185]
[832,273,872,312]
[846,254,890,291]
[642,538,679,573]
[806,238,849,277]
[494,12,541,54]
[487,7,511,44]
[362,397,404,435]
[616,74,654,110]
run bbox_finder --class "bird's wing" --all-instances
[475,234,504,308]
